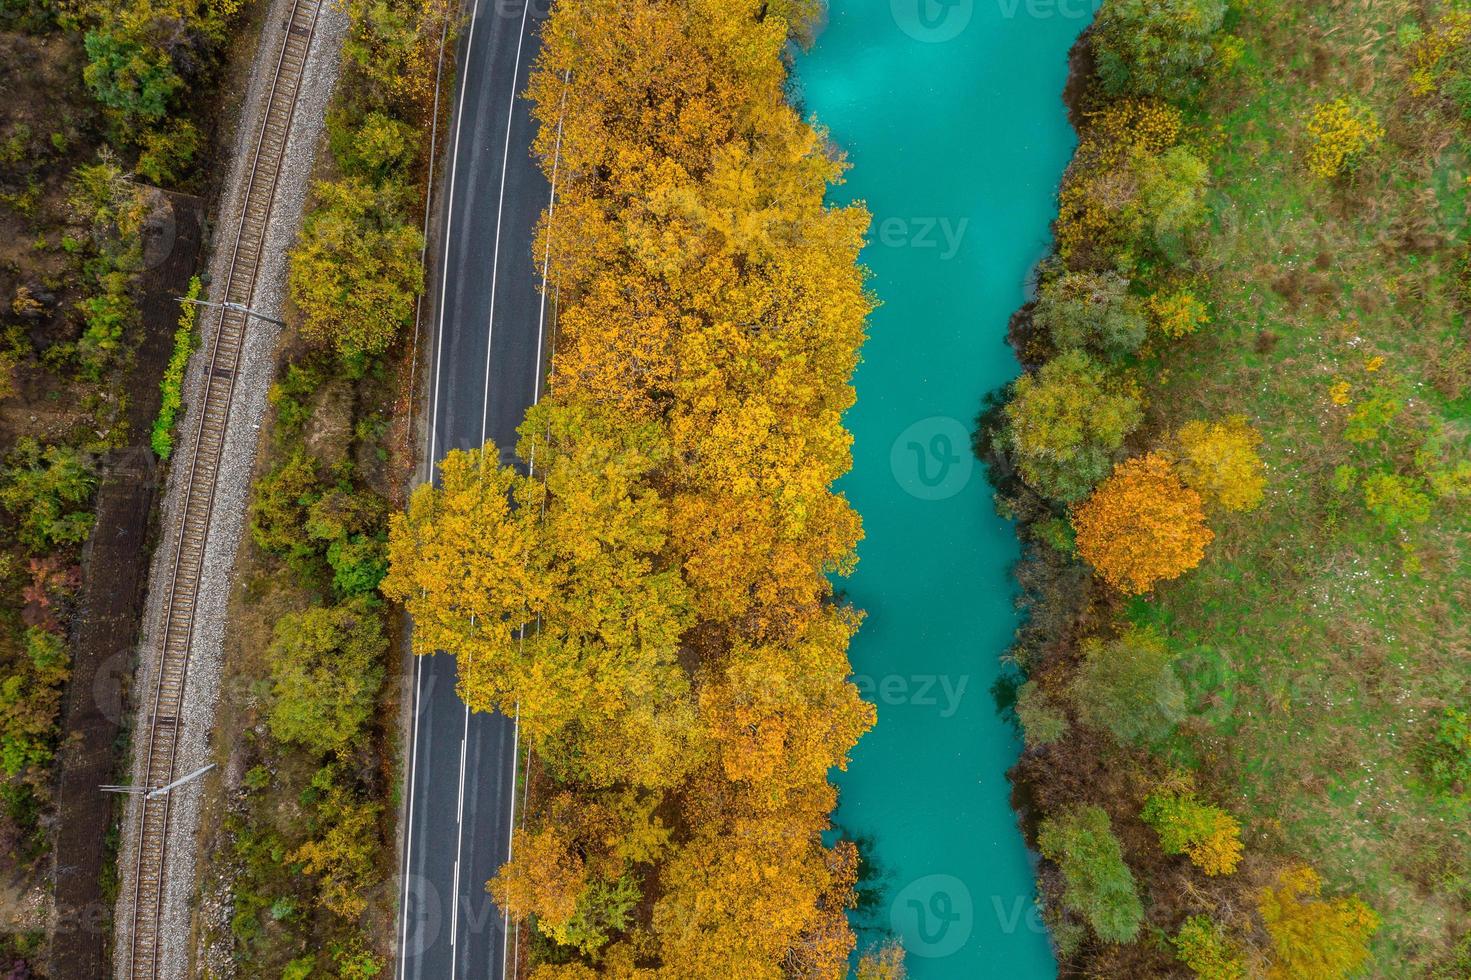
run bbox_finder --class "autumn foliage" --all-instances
[384,0,873,972]
[1072,452,1213,594]
[1257,865,1380,979]
[1171,415,1267,513]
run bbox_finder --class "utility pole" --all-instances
[178,295,287,328]
[101,763,216,800]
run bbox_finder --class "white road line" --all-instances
[398,0,483,968]
[453,0,533,975]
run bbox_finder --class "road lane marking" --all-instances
[453,0,533,974]
[398,0,484,966]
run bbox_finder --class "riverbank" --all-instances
[995,1,1471,975]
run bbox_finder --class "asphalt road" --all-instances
[399,0,553,976]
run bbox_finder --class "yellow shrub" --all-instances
[1409,10,1471,96]
[1258,865,1380,979]
[1149,289,1209,339]
[1304,99,1384,179]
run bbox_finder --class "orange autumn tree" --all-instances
[1072,452,1213,594]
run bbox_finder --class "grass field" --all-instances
[1130,0,1471,969]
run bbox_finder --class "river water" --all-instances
[794,1,1088,975]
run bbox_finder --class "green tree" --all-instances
[82,28,182,122]
[1093,0,1228,101]
[0,440,97,552]
[1002,350,1143,501]
[1034,271,1147,359]
[266,602,386,755]
[1037,805,1143,943]
[288,177,423,362]
[1133,145,1210,252]
[1072,625,1183,746]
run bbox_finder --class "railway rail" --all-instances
[124,0,323,973]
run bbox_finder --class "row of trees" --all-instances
[989,0,1384,975]
[221,0,449,973]
[384,0,877,974]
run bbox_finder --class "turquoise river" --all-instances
[794,1,1090,975]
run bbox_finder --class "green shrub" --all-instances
[1072,625,1183,746]
[135,118,201,186]
[288,177,423,363]
[77,273,133,376]
[1173,915,1245,979]
[82,28,182,122]
[268,361,325,442]
[152,276,201,459]
[0,627,70,780]
[249,449,323,568]
[326,534,388,600]
[1421,706,1471,800]
[1141,787,1242,875]
[330,110,416,180]
[266,603,386,756]
[1037,805,1143,943]
[1362,471,1432,528]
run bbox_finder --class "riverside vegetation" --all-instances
[380,0,893,975]
[200,0,449,973]
[988,0,1471,975]
[0,0,239,964]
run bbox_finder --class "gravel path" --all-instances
[111,0,350,974]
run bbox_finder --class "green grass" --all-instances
[1140,0,1471,969]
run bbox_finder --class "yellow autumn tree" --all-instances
[652,785,849,978]
[1072,452,1214,594]
[1172,415,1267,512]
[489,826,587,938]
[381,402,701,791]
[698,607,874,807]
[1141,788,1243,876]
[1257,865,1379,979]
[399,0,881,970]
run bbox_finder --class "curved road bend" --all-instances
[399,0,552,976]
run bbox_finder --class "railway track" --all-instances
[125,0,323,973]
